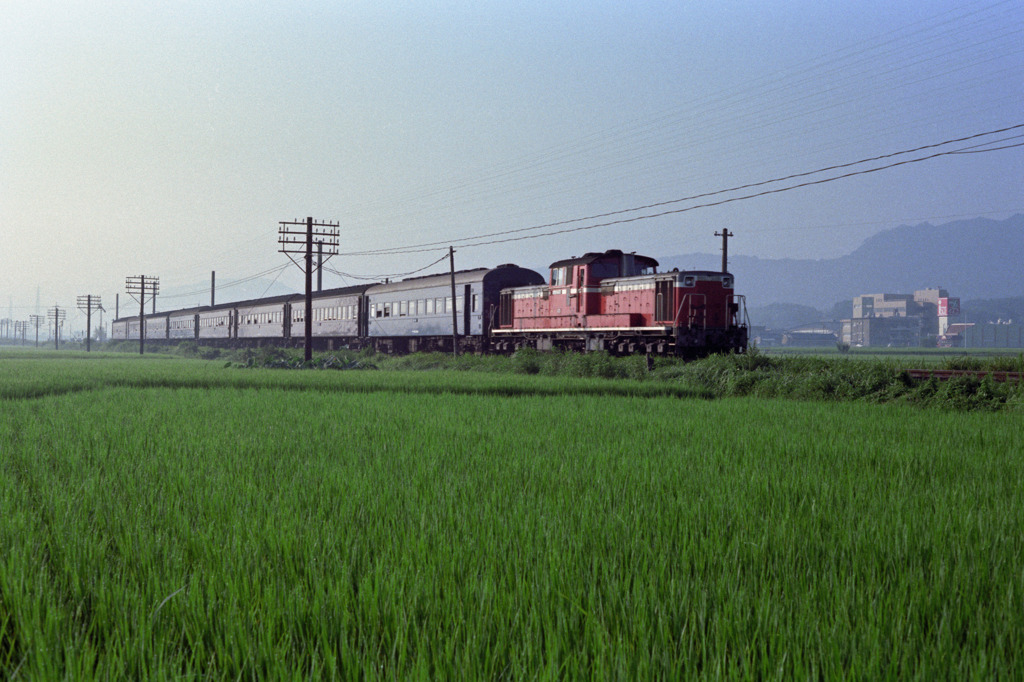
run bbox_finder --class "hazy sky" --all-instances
[3,0,1022,331]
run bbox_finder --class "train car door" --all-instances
[655,280,673,322]
[575,267,584,314]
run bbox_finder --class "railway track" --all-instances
[905,369,1023,382]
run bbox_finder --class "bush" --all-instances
[511,347,541,375]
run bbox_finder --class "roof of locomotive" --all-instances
[548,249,659,270]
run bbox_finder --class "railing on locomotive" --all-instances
[673,293,707,329]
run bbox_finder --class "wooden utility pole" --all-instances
[714,229,733,273]
[126,275,159,355]
[211,271,216,307]
[29,314,43,347]
[449,246,459,356]
[76,295,103,352]
[278,217,339,362]
[47,305,66,350]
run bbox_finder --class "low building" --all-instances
[749,326,782,347]
[842,315,923,347]
[842,288,955,347]
[942,322,1024,348]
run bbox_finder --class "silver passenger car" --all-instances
[364,265,543,352]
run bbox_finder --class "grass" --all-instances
[762,345,1024,358]
[0,353,705,403]
[1,355,1023,678]
[4,345,1024,411]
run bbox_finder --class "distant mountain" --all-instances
[961,296,1024,325]
[661,214,1024,309]
[745,303,828,330]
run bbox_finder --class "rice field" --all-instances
[1,354,1022,679]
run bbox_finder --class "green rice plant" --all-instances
[942,355,985,371]
[2,371,1023,679]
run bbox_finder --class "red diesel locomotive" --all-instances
[491,249,748,357]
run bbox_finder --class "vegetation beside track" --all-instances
[3,344,1023,411]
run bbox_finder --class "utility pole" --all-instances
[449,246,459,356]
[211,271,216,307]
[76,295,104,352]
[47,305,66,350]
[29,314,43,347]
[317,240,323,292]
[278,217,339,362]
[714,229,733,273]
[126,275,159,355]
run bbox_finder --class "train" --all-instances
[112,248,748,357]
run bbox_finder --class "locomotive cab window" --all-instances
[589,262,619,280]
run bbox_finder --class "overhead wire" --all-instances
[159,264,291,300]
[438,139,1024,251]
[336,0,1023,238]
[336,123,1024,256]
[324,252,452,282]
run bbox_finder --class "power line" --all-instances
[337,123,1024,256]
[160,264,291,300]
[337,1,1022,238]
[324,252,452,281]
[446,141,1024,251]
[232,264,292,317]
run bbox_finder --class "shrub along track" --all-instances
[2,349,1023,410]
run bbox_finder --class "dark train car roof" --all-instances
[114,283,373,322]
[227,284,372,312]
[548,249,659,270]
[366,264,542,295]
